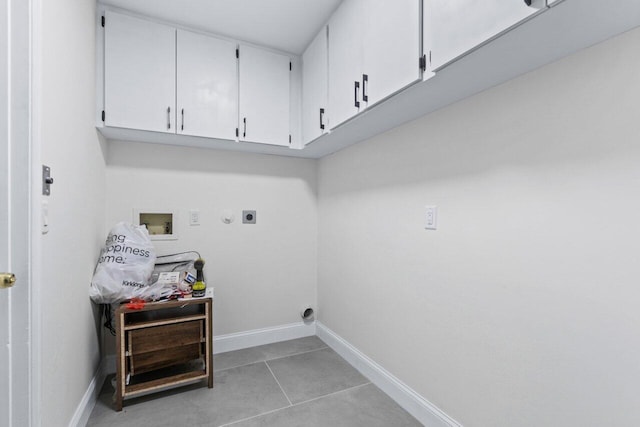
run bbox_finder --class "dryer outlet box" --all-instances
[242,210,256,224]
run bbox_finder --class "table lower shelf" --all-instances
[125,369,208,398]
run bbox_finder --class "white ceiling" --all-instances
[99,0,343,55]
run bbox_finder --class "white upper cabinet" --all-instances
[328,0,365,130]
[103,10,291,146]
[238,45,291,146]
[425,0,547,71]
[302,26,328,144]
[104,11,176,133]
[328,0,422,130]
[176,30,238,140]
[363,0,422,106]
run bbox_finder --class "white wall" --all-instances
[105,141,317,343]
[38,0,107,426]
[318,27,640,427]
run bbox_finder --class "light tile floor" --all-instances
[87,336,422,427]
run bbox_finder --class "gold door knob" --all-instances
[1,273,16,289]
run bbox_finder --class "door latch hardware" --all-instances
[42,165,54,196]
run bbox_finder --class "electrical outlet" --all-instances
[425,206,438,230]
[189,210,200,226]
[242,210,256,224]
[205,287,214,298]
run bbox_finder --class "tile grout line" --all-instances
[265,361,293,406]
[217,361,295,427]
[214,345,329,374]
[218,406,291,427]
[218,404,290,427]
[264,345,329,363]
[290,381,372,408]
[219,382,373,427]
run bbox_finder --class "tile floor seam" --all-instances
[217,382,373,427]
[263,345,329,363]
[217,404,291,427]
[288,381,372,408]
[214,345,329,374]
[264,361,293,406]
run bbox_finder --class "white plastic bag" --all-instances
[89,222,157,304]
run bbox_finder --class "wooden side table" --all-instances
[114,298,213,411]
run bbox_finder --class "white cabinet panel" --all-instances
[426,0,546,70]
[104,11,176,133]
[329,0,421,130]
[239,45,290,146]
[328,0,365,130]
[177,30,238,140]
[302,27,328,144]
[364,0,422,106]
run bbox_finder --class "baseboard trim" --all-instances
[213,321,316,354]
[316,322,462,427]
[67,360,108,427]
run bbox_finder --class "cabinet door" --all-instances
[302,26,328,144]
[238,45,290,146]
[364,0,421,106]
[104,11,176,133]
[426,0,546,70]
[328,0,365,130]
[177,30,238,140]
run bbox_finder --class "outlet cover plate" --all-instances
[425,205,438,230]
[242,210,256,224]
[189,210,200,226]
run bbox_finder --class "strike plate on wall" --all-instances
[42,165,54,196]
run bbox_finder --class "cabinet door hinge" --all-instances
[419,54,427,72]
[235,128,239,137]
[101,110,105,122]
[236,48,239,59]
[101,16,105,27]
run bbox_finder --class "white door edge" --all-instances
[2,0,39,425]
[30,0,44,425]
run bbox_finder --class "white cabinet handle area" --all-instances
[362,74,368,103]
